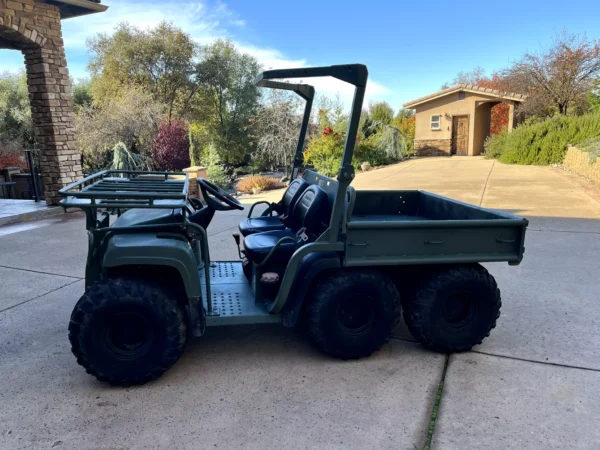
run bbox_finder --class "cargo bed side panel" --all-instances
[344,221,526,266]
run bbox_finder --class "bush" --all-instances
[76,87,164,173]
[206,144,230,189]
[108,142,151,171]
[304,132,392,177]
[578,137,600,163]
[152,120,190,171]
[485,112,600,165]
[236,175,284,193]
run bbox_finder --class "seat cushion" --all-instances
[239,216,286,236]
[112,208,183,227]
[244,229,298,264]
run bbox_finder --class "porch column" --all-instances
[507,102,515,132]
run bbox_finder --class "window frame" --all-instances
[430,114,442,131]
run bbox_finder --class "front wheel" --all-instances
[403,264,501,352]
[69,278,187,386]
[306,270,401,359]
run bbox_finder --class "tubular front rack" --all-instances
[58,170,189,210]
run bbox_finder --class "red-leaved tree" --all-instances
[448,69,510,135]
[152,120,190,171]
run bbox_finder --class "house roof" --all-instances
[48,0,108,19]
[403,84,526,109]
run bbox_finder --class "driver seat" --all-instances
[243,185,327,265]
[238,178,308,236]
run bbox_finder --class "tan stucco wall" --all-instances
[472,102,492,156]
[563,146,600,184]
[413,93,513,156]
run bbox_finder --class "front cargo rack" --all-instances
[58,170,189,210]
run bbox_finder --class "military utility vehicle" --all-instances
[60,64,528,386]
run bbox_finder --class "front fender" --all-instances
[281,251,341,327]
[103,233,201,298]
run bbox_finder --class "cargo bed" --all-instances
[344,190,528,266]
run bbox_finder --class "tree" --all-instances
[252,90,305,173]
[0,71,34,150]
[73,78,93,112]
[153,120,190,171]
[589,78,600,112]
[443,68,511,135]
[503,32,600,116]
[369,101,394,125]
[196,39,261,167]
[76,87,164,171]
[108,142,151,172]
[88,21,198,121]
[391,109,416,155]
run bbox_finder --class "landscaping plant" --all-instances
[152,120,190,171]
[236,175,284,193]
[484,112,600,165]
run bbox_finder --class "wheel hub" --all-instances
[442,292,476,328]
[105,312,153,358]
[338,294,373,331]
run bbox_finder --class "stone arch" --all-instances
[0,1,81,205]
[0,15,48,49]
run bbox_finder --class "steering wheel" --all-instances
[197,178,244,211]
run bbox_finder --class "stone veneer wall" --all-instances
[563,145,600,185]
[414,139,452,157]
[0,0,81,205]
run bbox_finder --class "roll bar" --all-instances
[254,79,315,180]
[254,64,369,243]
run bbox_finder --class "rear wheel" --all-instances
[403,264,501,352]
[69,278,187,386]
[306,270,401,359]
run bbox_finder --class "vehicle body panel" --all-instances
[103,233,202,298]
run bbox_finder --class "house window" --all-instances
[430,115,442,130]
[458,92,466,100]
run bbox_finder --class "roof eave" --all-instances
[403,84,525,109]
[49,0,108,19]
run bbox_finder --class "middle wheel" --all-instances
[306,269,401,359]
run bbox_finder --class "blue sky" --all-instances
[1,0,599,110]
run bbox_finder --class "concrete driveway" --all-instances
[1,157,599,449]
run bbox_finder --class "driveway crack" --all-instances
[0,278,81,314]
[424,354,449,450]
[478,160,495,206]
[0,264,82,279]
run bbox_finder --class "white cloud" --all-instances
[234,44,391,108]
[3,0,393,108]
[61,0,240,48]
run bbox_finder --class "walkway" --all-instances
[1,157,599,449]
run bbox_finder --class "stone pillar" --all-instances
[24,33,81,204]
[1,0,82,205]
[183,166,208,198]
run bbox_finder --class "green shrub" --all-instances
[578,137,600,163]
[107,142,150,172]
[304,132,392,177]
[205,144,230,188]
[485,112,600,165]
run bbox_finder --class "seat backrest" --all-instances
[281,178,308,216]
[289,185,328,235]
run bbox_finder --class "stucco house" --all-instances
[403,85,525,157]
[0,0,107,205]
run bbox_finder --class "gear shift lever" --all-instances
[232,233,243,259]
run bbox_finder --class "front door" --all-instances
[452,116,469,155]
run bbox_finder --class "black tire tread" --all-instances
[69,278,187,386]
[404,264,501,352]
[307,270,401,359]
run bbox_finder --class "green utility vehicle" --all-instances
[60,64,528,386]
